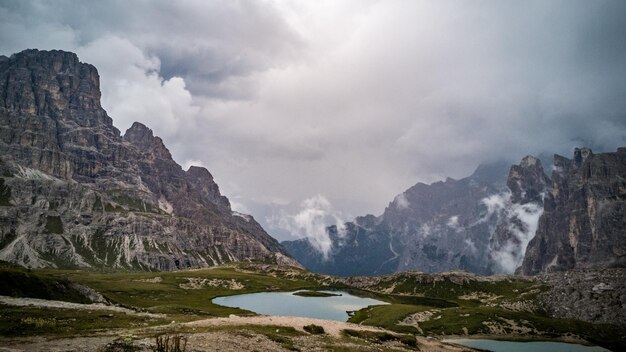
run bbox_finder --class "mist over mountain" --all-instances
[283,149,626,276]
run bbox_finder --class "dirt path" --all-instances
[176,314,390,336]
[0,295,164,318]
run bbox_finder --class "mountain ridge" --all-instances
[284,148,626,276]
[0,49,299,270]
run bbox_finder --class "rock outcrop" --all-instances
[519,148,626,274]
[0,49,299,270]
[535,268,626,325]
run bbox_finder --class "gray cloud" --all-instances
[1,0,625,241]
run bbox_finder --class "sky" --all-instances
[1,0,625,242]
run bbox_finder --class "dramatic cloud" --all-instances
[273,195,345,258]
[494,202,544,273]
[1,0,625,241]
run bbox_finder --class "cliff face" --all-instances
[285,149,625,277]
[519,148,626,274]
[0,49,298,270]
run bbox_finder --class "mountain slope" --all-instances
[283,161,513,276]
[520,147,626,274]
[0,49,298,270]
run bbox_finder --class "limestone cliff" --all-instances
[0,49,298,270]
[519,148,626,274]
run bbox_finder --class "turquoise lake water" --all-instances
[443,338,611,352]
[214,291,610,351]
[212,290,387,322]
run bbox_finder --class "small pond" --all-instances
[443,338,611,352]
[212,290,387,322]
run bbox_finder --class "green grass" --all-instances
[39,265,319,318]
[293,290,341,297]
[44,215,64,234]
[350,301,626,351]
[349,304,425,334]
[0,178,11,206]
[1,263,624,351]
[0,306,169,336]
[0,265,91,303]
[373,274,544,303]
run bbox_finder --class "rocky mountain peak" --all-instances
[520,147,626,274]
[185,166,231,209]
[123,122,172,160]
[507,155,550,204]
[186,165,215,180]
[574,147,593,167]
[0,49,299,270]
[0,49,102,116]
[520,155,539,167]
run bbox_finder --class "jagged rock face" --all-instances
[489,156,550,273]
[519,148,626,274]
[283,161,511,276]
[0,49,298,270]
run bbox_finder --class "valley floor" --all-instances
[0,314,470,352]
[0,262,624,351]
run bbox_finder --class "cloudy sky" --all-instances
[1,0,625,241]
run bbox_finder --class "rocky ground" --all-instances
[0,315,472,352]
[535,268,626,325]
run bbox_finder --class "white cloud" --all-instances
[487,193,545,274]
[77,36,200,138]
[478,192,511,224]
[275,195,344,258]
[394,193,410,210]
[447,215,462,232]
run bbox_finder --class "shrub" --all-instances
[303,324,325,334]
[45,216,63,234]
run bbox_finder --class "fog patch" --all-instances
[394,193,410,210]
[276,195,344,259]
[489,194,544,273]
[447,215,462,232]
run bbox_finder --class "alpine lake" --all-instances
[214,290,612,352]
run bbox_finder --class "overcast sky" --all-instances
[1,0,625,241]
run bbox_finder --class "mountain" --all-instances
[0,49,298,270]
[285,147,626,277]
[283,161,513,276]
[520,147,626,274]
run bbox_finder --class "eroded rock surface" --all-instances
[0,49,299,270]
[520,148,626,274]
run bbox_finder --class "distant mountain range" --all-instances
[0,49,298,270]
[1,49,624,276]
[283,148,626,276]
